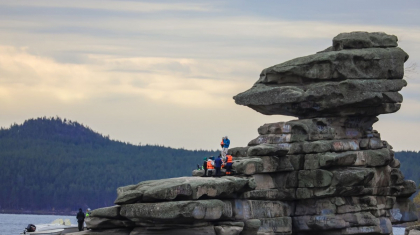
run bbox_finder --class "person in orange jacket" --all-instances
[225,154,233,175]
[206,157,215,177]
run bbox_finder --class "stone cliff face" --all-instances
[68,32,418,235]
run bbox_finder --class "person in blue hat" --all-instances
[221,136,230,161]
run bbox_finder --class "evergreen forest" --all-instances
[0,117,418,214]
[0,117,216,213]
[396,151,420,190]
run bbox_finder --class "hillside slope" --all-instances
[396,151,420,188]
[0,117,216,212]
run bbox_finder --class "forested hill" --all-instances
[395,151,420,189]
[0,117,216,213]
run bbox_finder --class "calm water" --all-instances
[0,214,77,235]
[394,226,405,235]
[0,213,406,235]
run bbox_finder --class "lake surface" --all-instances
[0,213,406,235]
[0,214,77,235]
[393,226,406,235]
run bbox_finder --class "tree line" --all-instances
[0,117,216,212]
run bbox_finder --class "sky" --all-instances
[0,0,419,151]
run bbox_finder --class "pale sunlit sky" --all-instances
[0,0,419,150]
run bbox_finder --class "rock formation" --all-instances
[68,32,417,235]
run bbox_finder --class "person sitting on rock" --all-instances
[214,155,223,177]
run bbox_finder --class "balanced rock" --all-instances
[234,32,408,118]
[69,32,417,235]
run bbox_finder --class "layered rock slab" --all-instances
[332,32,398,50]
[115,176,255,204]
[120,200,231,223]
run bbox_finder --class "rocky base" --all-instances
[67,117,417,235]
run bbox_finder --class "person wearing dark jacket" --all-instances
[76,208,85,231]
[214,155,223,177]
[202,157,208,177]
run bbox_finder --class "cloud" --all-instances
[0,46,91,101]
[0,0,214,13]
[2,10,420,66]
[0,45,248,108]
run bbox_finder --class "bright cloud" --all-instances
[0,0,214,13]
[0,46,247,108]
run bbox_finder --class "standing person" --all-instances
[225,154,233,175]
[76,208,85,231]
[202,157,208,177]
[206,157,215,177]
[220,137,225,161]
[214,155,223,177]
[222,136,230,160]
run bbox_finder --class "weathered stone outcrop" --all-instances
[233,32,408,118]
[70,32,417,235]
[115,177,254,204]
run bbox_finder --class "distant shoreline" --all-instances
[0,210,75,216]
